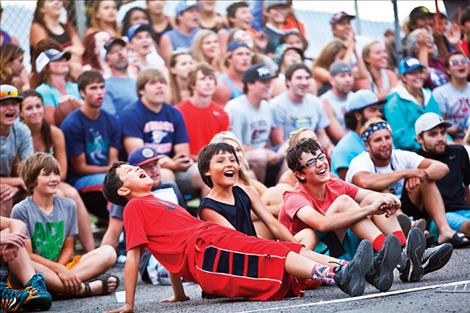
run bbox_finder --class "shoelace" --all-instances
[25,274,47,294]
[0,284,27,308]
[422,246,439,261]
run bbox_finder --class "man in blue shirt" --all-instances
[331,90,384,179]
[101,37,137,117]
[61,71,121,220]
[121,68,205,198]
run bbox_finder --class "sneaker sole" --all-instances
[422,243,453,275]
[346,240,374,296]
[374,235,402,292]
[404,228,426,282]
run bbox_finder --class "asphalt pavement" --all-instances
[44,247,470,313]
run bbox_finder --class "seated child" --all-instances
[198,142,317,250]
[101,160,402,313]
[0,217,52,312]
[101,146,186,284]
[11,153,118,298]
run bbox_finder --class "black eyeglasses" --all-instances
[301,152,326,169]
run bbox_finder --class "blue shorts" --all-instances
[313,228,362,261]
[428,210,470,241]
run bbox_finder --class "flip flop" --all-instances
[442,232,470,249]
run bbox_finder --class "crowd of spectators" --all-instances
[1,0,469,311]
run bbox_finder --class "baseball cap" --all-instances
[409,6,433,24]
[415,112,451,135]
[35,49,71,73]
[175,0,199,16]
[227,40,251,53]
[330,11,355,26]
[128,146,164,167]
[126,23,153,41]
[347,89,384,112]
[101,37,127,60]
[274,44,304,65]
[242,64,276,84]
[329,60,352,76]
[0,84,23,102]
[266,0,289,10]
[399,57,425,75]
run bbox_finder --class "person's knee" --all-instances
[98,245,117,265]
[336,195,357,209]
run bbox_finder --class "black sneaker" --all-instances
[0,282,30,312]
[334,240,373,297]
[365,235,401,292]
[23,272,52,311]
[399,228,426,282]
[422,243,453,276]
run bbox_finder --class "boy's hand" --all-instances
[0,232,27,248]
[57,266,82,295]
[1,245,19,263]
[160,295,190,303]
[103,304,134,313]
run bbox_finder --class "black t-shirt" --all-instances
[417,145,470,211]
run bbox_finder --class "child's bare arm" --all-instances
[57,236,74,265]
[199,208,236,230]
[244,186,298,243]
[105,246,141,313]
[161,273,189,303]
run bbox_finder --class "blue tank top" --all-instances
[218,74,244,100]
[165,28,199,50]
[199,186,257,236]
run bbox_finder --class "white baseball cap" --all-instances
[415,112,451,135]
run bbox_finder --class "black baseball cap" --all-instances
[242,64,276,83]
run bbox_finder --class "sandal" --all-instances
[82,274,120,297]
[441,232,470,249]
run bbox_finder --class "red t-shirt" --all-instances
[279,178,359,235]
[176,99,229,157]
[124,195,210,280]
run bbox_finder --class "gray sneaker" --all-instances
[399,228,426,282]
[366,235,401,292]
[334,240,373,297]
[422,243,453,275]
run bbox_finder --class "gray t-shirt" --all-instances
[11,196,78,261]
[271,92,329,140]
[432,82,470,138]
[225,95,273,148]
[320,90,353,130]
[0,120,33,176]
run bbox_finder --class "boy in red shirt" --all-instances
[176,64,229,160]
[102,160,393,313]
[281,138,450,290]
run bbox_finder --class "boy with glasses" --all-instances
[432,52,470,142]
[281,138,428,289]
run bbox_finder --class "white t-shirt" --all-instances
[346,149,424,197]
[225,95,272,148]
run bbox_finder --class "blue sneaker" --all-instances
[23,272,52,311]
[399,228,426,282]
[0,282,30,312]
[366,235,401,292]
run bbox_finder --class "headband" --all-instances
[361,122,392,142]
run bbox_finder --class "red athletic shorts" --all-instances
[189,227,305,301]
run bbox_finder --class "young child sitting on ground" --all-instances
[101,158,402,313]
[10,153,118,298]
[0,216,52,312]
